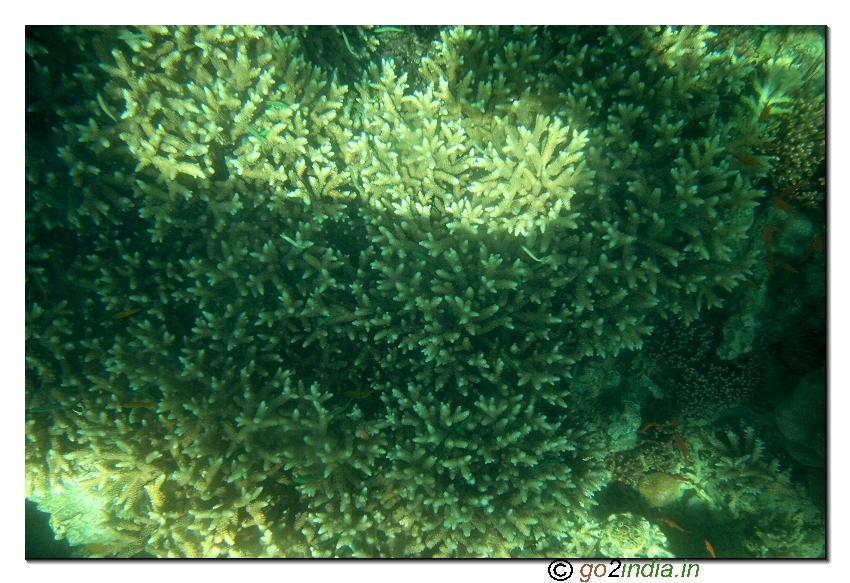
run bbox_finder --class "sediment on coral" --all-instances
[26,25,824,557]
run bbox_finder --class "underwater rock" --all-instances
[775,367,825,467]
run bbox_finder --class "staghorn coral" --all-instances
[695,426,824,557]
[26,25,824,557]
[715,26,825,210]
[602,422,824,557]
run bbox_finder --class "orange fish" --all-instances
[356,429,371,440]
[764,223,782,233]
[671,474,695,484]
[762,229,774,247]
[773,197,795,215]
[673,431,689,462]
[744,294,756,304]
[733,152,764,167]
[782,262,800,274]
[122,401,156,409]
[746,277,758,288]
[670,417,680,427]
[762,255,775,275]
[705,539,717,558]
[759,102,772,122]
[113,307,142,320]
[802,235,824,262]
[662,518,691,533]
[722,320,732,330]
[761,141,778,150]
[778,184,801,199]
[344,390,374,399]
[638,421,662,434]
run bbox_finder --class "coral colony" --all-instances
[26,26,825,557]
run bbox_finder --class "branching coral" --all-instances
[695,426,824,557]
[25,25,824,557]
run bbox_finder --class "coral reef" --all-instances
[602,423,824,558]
[26,25,825,557]
[697,426,825,557]
[642,319,765,420]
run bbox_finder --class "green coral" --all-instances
[26,25,824,557]
[689,425,824,557]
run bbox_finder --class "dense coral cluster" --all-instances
[642,319,765,420]
[26,25,824,557]
[600,423,824,558]
[718,26,825,210]
[697,426,825,557]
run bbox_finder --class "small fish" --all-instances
[343,390,374,399]
[733,152,764,167]
[782,262,800,274]
[764,223,782,233]
[705,539,717,558]
[761,141,778,150]
[662,518,691,533]
[722,320,732,330]
[356,429,371,440]
[281,234,307,249]
[778,184,801,199]
[117,33,150,42]
[758,102,772,122]
[122,401,157,410]
[113,307,142,320]
[318,312,346,326]
[374,26,405,35]
[242,123,267,152]
[801,235,824,262]
[501,352,525,374]
[744,293,756,304]
[638,421,662,434]
[773,197,795,215]
[26,403,72,414]
[673,431,689,462]
[521,246,545,263]
[762,255,775,275]
[265,100,288,109]
[96,93,118,123]
[670,417,680,427]
[746,277,758,288]
[762,229,774,247]
[671,474,695,484]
